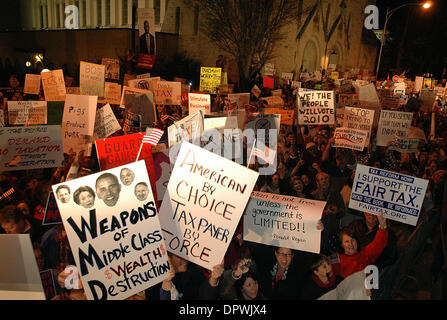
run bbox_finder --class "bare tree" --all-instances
[187,0,302,90]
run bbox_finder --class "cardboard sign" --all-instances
[199,67,221,94]
[189,93,211,115]
[41,69,66,101]
[123,92,156,127]
[123,110,142,134]
[153,81,181,105]
[0,234,45,300]
[120,86,152,107]
[263,77,274,89]
[101,58,120,80]
[80,61,105,97]
[389,136,419,153]
[376,110,413,147]
[159,141,259,270]
[168,110,204,150]
[52,161,169,300]
[0,125,64,171]
[23,74,41,95]
[349,164,428,226]
[40,270,57,300]
[334,127,368,151]
[8,101,47,125]
[264,108,294,125]
[93,104,121,140]
[297,89,335,125]
[243,191,325,253]
[342,107,374,146]
[260,96,284,108]
[61,94,98,154]
[358,83,380,104]
[42,191,62,225]
[100,82,122,105]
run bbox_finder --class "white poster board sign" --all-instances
[23,74,41,95]
[297,89,335,125]
[349,164,428,226]
[52,161,169,300]
[334,127,368,151]
[8,101,47,125]
[93,104,121,140]
[342,107,374,146]
[0,125,64,171]
[159,141,259,270]
[61,94,98,154]
[80,61,106,97]
[188,93,211,115]
[243,191,325,254]
[376,110,413,147]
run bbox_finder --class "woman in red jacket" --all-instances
[331,212,388,279]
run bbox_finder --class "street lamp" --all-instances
[375,1,432,79]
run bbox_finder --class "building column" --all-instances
[102,0,106,26]
[128,0,133,27]
[159,0,166,27]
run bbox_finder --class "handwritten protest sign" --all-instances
[41,69,66,101]
[358,83,380,105]
[199,67,221,94]
[8,101,47,125]
[334,127,368,151]
[123,92,156,127]
[159,141,259,270]
[46,101,65,125]
[0,125,64,171]
[52,161,169,300]
[24,74,41,95]
[61,94,98,154]
[123,110,142,134]
[260,96,284,108]
[168,110,204,150]
[349,164,428,226]
[243,191,325,253]
[188,93,211,115]
[251,85,262,98]
[99,82,122,105]
[228,93,250,109]
[101,58,120,80]
[376,110,413,147]
[128,77,154,91]
[342,107,374,146]
[203,116,241,161]
[42,191,62,225]
[80,61,105,97]
[93,104,121,140]
[39,270,57,300]
[297,89,335,125]
[264,108,294,126]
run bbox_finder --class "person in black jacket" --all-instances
[299,254,343,300]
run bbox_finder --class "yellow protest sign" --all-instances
[199,67,221,94]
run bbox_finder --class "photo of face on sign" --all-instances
[120,168,135,186]
[95,173,122,207]
[73,186,96,209]
[56,185,71,204]
[134,182,149,201]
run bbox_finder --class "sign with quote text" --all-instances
[297,89,335,125]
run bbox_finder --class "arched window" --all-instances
[302,40,319,72]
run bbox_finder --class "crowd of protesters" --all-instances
[0,56,447,301]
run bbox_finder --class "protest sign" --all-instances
[349,164,428,226]
[203,116,241,161]
[123,91,156,127]
[415,76,424,92]
[136,54,156,70]
[389,136,419,153]
[137,8,156,54]
[333,127,368,151]
[128,77,154,91]
[419,89,436,112]
[8,101,47,125]
[245,113,280,146]
[393,82,406,96]
[61,94,98,154]
[93,104,121,140]
[66,87,81,95]
[153,81,181,105]
[41,69,66,101]
[168,110,204,150]
[228,93,250,109]
[281,72,293,81]
[342,107,374,146]
[189,93,211,115]
[42,191,62,225]
[0,234,46,300]
[39,270,57,300]
[297,89,335,125]
[199,67,221,94]
[358,83,380,105]
[99,82,122,105]
[259,96,284,108]
[263,108,294,126]
[264,63,275,77]
[52,161,169,300]
[337,93,358,107]
[123,110,142,134]
[101,58,120,80]
[0,125,64,171]
[23,74,41,95]
[120,86,152,107]
[243,191,325,253]
[263,77,274,89]
[159,141,259,270]
[376,110,413,147]
[80,61,105,97]
[251,85,262,98]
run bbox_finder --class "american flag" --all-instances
[142,128,164,146]
[0,188,15,201]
